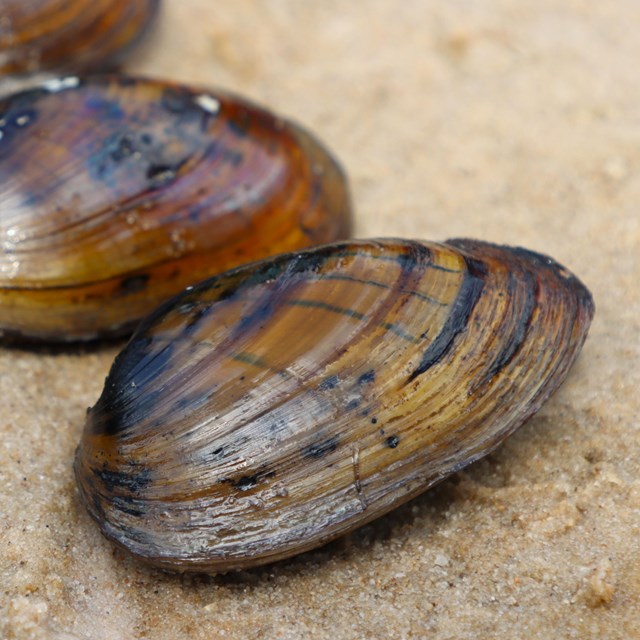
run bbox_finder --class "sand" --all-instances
[1,1,639,638]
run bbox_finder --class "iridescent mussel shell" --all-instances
[74,238,594,573]
[0,0,159,77]
[0,76,352,341]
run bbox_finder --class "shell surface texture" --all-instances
[0,75,351,341]
[0,0,159,77]
[74,238,594,574]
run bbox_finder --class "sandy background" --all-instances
[1,1,639,638]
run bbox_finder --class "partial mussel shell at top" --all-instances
[0,0,160,77]
[74,238,594,573]
[0,75,352,341]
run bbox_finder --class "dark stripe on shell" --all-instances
[407,256,486,383]
[303,436,339,459]
[479,269,538,386]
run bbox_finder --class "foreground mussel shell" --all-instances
[74,238,594,573]
[0,75,351,341]
[0,0,159,77]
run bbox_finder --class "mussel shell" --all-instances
[74,238,594,573]
[0,0,159,77]
[0,75,351,341]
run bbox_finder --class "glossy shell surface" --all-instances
[74,238,594,573]
[0,76,352,341]
[0,0,159,76]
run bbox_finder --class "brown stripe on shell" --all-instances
[0,0,160,77]
[74,238,594,572]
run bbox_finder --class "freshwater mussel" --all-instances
[0,0,160,77]
[74,238,594,573]
[0,75,352,341]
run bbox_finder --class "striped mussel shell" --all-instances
[74,238,594,573]
[0,75,351,341]
[0,0,159,77]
